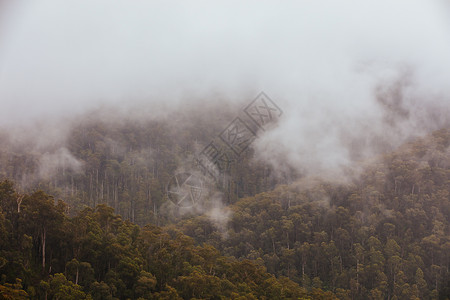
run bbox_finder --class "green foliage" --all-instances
[0,182,329,299]
[0,120,449,299]
[0,278,28,299]
[178,129,450,299]
[43,273,89,300]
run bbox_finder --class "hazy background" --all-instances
[1,0,450,177]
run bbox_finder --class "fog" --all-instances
[1,0,450,178]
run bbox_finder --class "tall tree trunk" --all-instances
[89,172,93,206]
[356,259,360,294]
[17,195,24,213]
[42,227,46,272]
[96,168,99,203]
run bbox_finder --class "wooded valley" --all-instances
[0,112,449,299]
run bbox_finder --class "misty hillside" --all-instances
[0,105,284,225]
[0,111,449,299]
[2,1,450,300]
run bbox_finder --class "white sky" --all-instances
[1,1,449,123]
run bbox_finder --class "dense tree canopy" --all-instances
[0,181,334,299]
[0,112,449,299]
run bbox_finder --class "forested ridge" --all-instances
[0,108,283,225]
[183,129,450,299]
[0,181,333,299]
[0,112,449,299]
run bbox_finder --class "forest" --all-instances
[0,109,449,299]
